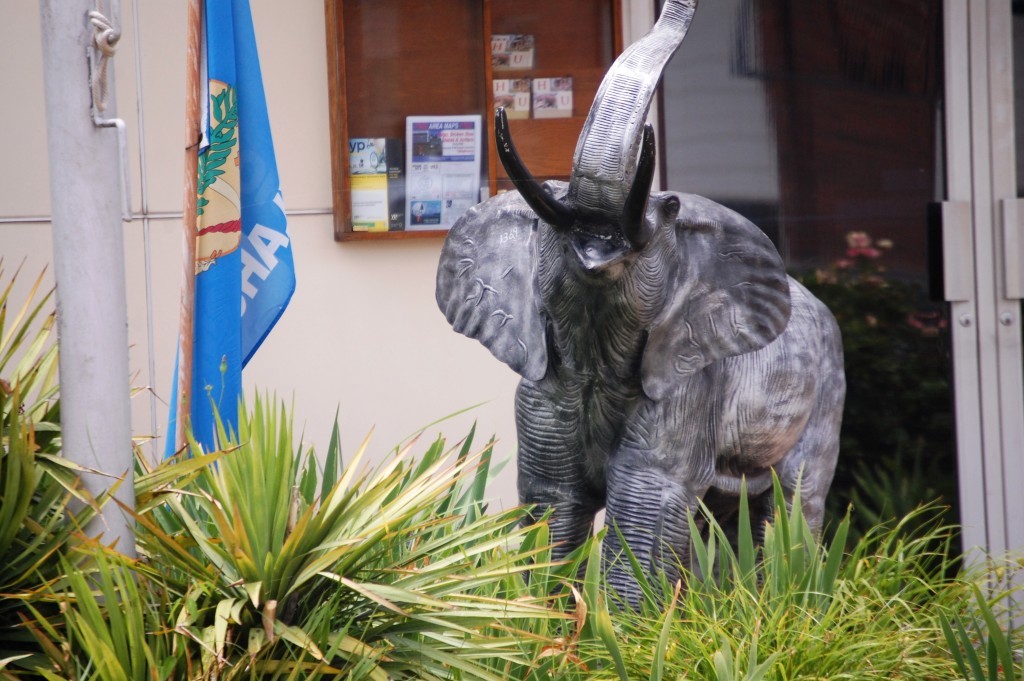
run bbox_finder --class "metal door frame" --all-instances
[943,0,1024,569]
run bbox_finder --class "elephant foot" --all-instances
[519,478,602,563]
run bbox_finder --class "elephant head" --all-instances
[437,0,790,400]
[495,0,699,264]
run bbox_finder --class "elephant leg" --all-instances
[698,484,775,566]
[515,380,602,561]
[602,455,701,607]
[777,371,844,534]
[747,486,776,548]
[700,487,743,558]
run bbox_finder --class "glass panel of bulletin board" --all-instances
[325,0,621,241]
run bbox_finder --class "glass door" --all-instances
[655,0,957,540]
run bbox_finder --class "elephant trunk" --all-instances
[568,0,696,230]
[494,0,696,251]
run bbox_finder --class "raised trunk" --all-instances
[568,0,696,223]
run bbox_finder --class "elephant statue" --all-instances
[435,0,845,604]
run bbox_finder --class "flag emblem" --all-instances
[196,80,241,273]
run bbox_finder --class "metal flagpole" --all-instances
[174,0,202,454]
[38,0,135,555]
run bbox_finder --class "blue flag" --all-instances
[166,0,295,455]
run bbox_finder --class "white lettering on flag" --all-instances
[241,222,290,315]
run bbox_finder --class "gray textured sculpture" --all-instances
[436,0,845,604]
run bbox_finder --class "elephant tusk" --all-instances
[621,123,657,250]
[495,108,575,230]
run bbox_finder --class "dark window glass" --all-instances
[657,0,954,536]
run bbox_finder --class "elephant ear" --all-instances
[435,190,547,381]
[642,194,791,400]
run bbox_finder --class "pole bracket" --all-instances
[87,6,132,222]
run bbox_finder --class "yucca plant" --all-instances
[573,477,1022,680]
[0,265,100,676]
[117,398,575,679]
[0,264,59,425]
[26,541,186,681]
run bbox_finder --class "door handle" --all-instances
[1000,198,1024,300]
[929,201,974,302]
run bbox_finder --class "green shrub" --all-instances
[567,477,1022,681]
[34,401,574,680]
[941,583,1024,681]
[0,266,99,677]
[16,405,1024,679]
[793,232,957,539]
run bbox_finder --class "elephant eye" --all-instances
[661,196,681,221]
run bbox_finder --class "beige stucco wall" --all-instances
[0,2,523,508]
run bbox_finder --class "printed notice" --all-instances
[348,137,404,232]
[532,77,573,118]
[491,34,535,71]
[405,115,482,231]
[493,78,531,119]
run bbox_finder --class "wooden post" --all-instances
[174,0,202,454]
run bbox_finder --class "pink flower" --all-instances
[846,231,872,249]
[815,268,837,284]
[907,311,948,337]
[847,247,882,259]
